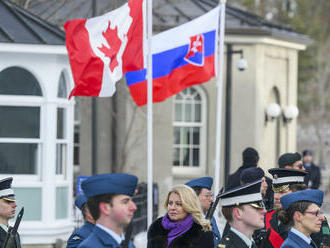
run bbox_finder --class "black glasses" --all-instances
[304,210,324,217]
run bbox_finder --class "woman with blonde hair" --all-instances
[147,184,213,248]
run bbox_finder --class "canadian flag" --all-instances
[64,0,144,98]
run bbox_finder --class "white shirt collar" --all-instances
[96,224,125,245]
[290,227,311,244]
[230,227,253,247]
[0,223,8,232]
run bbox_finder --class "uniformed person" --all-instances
[262,168,307,248]
[185,177,221,246]
[66,195,95,248]
[262,168,329,248]
[78,173,138,248]
[0,177,21,248]
[279,189,324,248]
[219,180,266,248]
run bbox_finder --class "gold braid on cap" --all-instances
[272,184,290,193]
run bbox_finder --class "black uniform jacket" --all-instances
[0,226,21,248]
[219,229,253,248]
[147,217,213,248]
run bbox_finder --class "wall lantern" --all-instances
[265,103,281,124]
[283,105,299,123]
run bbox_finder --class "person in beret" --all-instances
[262,168,329,248]
[278,190,324,248]
[219,180,266,248]
[78,173,138,248]
[185,177,221,246]
[278,152,305,171]
[66,195,95,248]
[226,147,260,190]
[0,177,21,248]
[147,184,214,248]
[302,150,321,189]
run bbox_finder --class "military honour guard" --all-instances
[66,195,95,248]
[78,173,138,248]
[219,180,266,248]
[0,177,21,248]
[185,177,222,246]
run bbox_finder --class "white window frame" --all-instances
[55,71,71,182]
[0,96,44,181]
[172,86,207,176]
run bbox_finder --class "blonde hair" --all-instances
[164,184,212,231]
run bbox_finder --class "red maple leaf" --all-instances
[98,21,122,72]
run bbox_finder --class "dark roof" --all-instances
[0,0,65,45]
[153,0,311,45]
[1,0,310,46]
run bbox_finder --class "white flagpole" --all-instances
[146,0,153,228]
[214,0,226,196]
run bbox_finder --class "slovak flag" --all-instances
[125,6,219,106]
[64,0,144,98]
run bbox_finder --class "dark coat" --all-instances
[219,229,254,248]
[147,217,213,248]
[67,222,94,248]
[0,226,21,248]
[225,163,257,190]
[303,163,321,189]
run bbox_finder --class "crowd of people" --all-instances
[0,148,327,248]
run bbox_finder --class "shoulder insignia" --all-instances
[72,236,81,240]
[218,244,226,248]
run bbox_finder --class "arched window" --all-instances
[56,71,69,177]
[172,86,206,173]
[0,67,42,175]
[0,67,42,96]
[57,71,67,98]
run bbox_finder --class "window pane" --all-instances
[184,103,192,122]
[194,94,201,100]
[57,108,66,139]
[193,148,199,166]
[195,103,201,122]
[173,127,180,144]
[0,67,42,96]
[193,127,200,145]
[174,103,182,121]
[182,127,190,145]
[74,127,80,166]
[0,143,38,174]
[0,106,40,138]
[13,187,41,221]
[182,148,190,166]
[173,148,180,166]
[56,143,67,175]
[56,187,68,219]
[57,72,67,98]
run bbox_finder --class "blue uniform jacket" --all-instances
[211,217,221,246]
[67,222,95,248]
[78,225,134,248]
[281,231,314,248]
